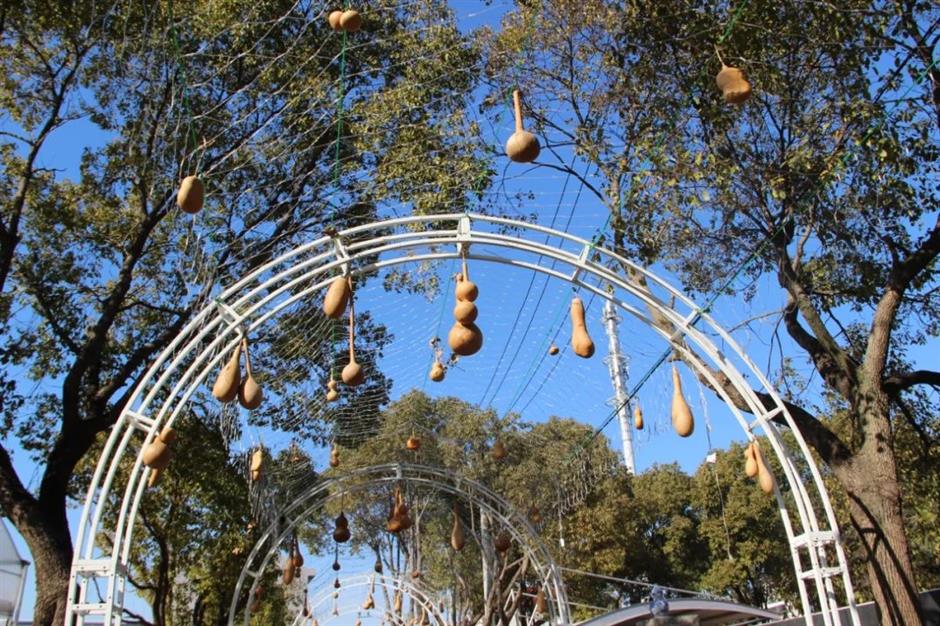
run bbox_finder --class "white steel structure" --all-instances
[67,213,860,626]
[601,300,636,473]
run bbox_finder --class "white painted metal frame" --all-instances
[290,574,445,626]
[234,463,568,625]
[67,213,859,626]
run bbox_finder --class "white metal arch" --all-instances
[67,213,859,626]
[236,463,567,625]
[292,574,445,626]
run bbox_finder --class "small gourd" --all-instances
[332,559,341,571]
[326,378,339,402]
[177,175,205,214]
[450,506,465,551]
[716,64,752,104]
[339,9,361,32]
[535,586,547,615]
[327,10,343,31]
[362,592,375,610]
[505,89,540,163]
[448,321,483,356]
[548,344,559,356]
[250,447,264,482]
[393,590,403,613]
[569,297,595,358]
[453,300,478,324]
[373,559,383,573]
[142,426,176,470]
[329,443,339,468]
[333,512,351,543]
[406,435,421,451]
[744,442,758,478]
[670,364,694,437]
[212,342,242,402]
[490,439,507,461]
[323,276,351,319]
[342,282,365,386]
[454,273,479,302]
[238,339,263,410]
[333,577,341,589]
[493,530,511,554]
[291,547,304,568]
[633,403,644,430]
[429,360,445,382]
[753,442,776,494]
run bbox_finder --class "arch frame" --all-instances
[66,213,860,626]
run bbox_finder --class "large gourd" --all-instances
[333,512,351,543]
[342,279,365,386]
[744,442,758,478]
[753,442,776,494]
[323,276,351,319]
[448,263,483,356]
[450,506,465,551]
[238,339,263,410]
[143,427,177,487]
[339,9,361,32]
[505,89,540,163]
[177,175,205,214]
[670,364,694,437]
[716,64,752,104]
[212,342,242,402]
[569,297,595,358]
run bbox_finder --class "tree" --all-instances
[0,1,489,623]
[487,1,939,622]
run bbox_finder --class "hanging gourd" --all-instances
[493,530,511,554]
[752,442,776,494]
[411,570,421,579]
[250,447,264,482]
[387,488,412,533]
[342,280,365,386]
[334,577,341,589]
[670,364,694,437]
[535,586,547,615]
[332,558,341,571]
[330,442,340,468]
[292,544,304,569]
[283,556,296,585]
[393,590,403,613]
[528,506,542,525]
[212,341,242,402]
[448,263,483,356]
[333,512,351,543]
[429,360,445,382]
[633,402,644,430]
[490,439,507,461]
[373,559,383,573]
[406,435,421,451]
[450,505,465,551]
[744,442,758,478]
[326,378,339,402]
[363,592,375,610]
[715,61,752,104]
[548,344,559,356]
[505,89,540,163]
[238,338,263,410]
[143,426,177,487]
[176,175,205,214]
[355,618,363,626]
[323,276,351,319]
[339,9,362,32]
[249,587,263,613]
[569,297,595,358]
[327,10,343,31]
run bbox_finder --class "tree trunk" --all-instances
[834,395,922,625]
[17,512,72,626]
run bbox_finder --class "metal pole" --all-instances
[602,300,636,473]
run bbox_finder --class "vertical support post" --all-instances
[602,300,636,473]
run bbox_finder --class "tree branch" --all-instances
[883,369,940,394]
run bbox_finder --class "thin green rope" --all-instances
[717,0,751,44]
[166,0,199,168]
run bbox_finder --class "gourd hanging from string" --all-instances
[323,275,351,319]
[428,336,445,382]
[250,447,264,482]
[176,175,204,214]
[333,512,351,543]
[535,586,548,616]
[386,487,412,533]
[342,278,365,386]
[548,344,559,356]
[715,47,752,104]
[406,434,421,451]
[373,559,382,574]
[633,402,644,430]
[490,439,507,461]
[327,8,361,33]
[448,260,483,356]
[450,505,465,551]
[143,426,177,487]
[744,442,758,478]
[752,441,776,494]
[330,442,340,468]
[670,364,694,437]
[282,552,296,585]
[326,377,339,402]
[493,529,511,554]
[212,340,242,402]
[569,297,595,358]
[505,89,540,163]
[238,338,263,410]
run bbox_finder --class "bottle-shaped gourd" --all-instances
[329,442,339,468]
[449,265,483,356]
[716,64,752,104]
[250,447,264,482]
[143,426,177,487]
[569,297,595,358]
[342,281,365,386]
[744,442,758,477]
[177,175,205,214]
[493,530,511,554]
[362,593,375,610]
[323,275,351,319]
[633,403,644,430]
[326,378,339,402]
[450,506,465,551]
[238,339,263,410]
[535,586,547,615]
[212,341,242,402]
[406,435,421,451]
[505,89,540,163]
[753,442,775,494]
[333,512,351,543]
[282,557,295,585]
[339,9,361,32]
[453,299,478,324]
[327,10,343,31]
[490,439,507,461]
[429,360,445,382]
[670,364,694,437]
[393,590,403,613]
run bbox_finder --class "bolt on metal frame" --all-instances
[67,213,859,626]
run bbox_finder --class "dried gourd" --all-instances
[326,378,339,402]
[142,426,177,470]
[212,342,242,402]
[505,89,540,163]
[429,360,445,382]
[406,435,421,451]
[323,276,351,319]
[454,270,478,303]
[327,10,343,31]
[373,559,383,573]
[393,590,403,613]
[282,558,295,585]
[339,9,361,32]
[670,364,694,437]
[633,403,644,430]
[342,283,365,386]
[535,586,547,615]
[177,175,205,214]
[362,592,375,610]
[569,297,595,358]
[250,447,264,482]
[548,344,559,356]
[491,439,507,461]
[716,64,752,104]
[493,530,511,554]
[333,512,351,543]
[249,587,262,613]
[448,321,483,356]
[450,506,465,551]
[453,299,478,324]
[238,339,263,410]
[744,442,758,478]
[753,442,776,494]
